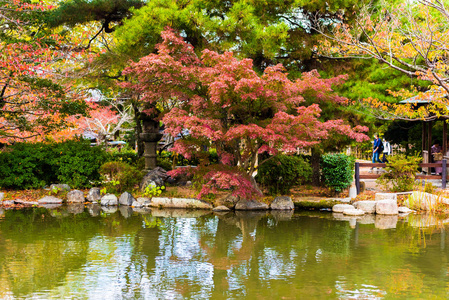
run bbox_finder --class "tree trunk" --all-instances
[311,147,321,186]
[133,104,144,157]
[250,176,264,196]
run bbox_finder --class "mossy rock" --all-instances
[294,200,340,210]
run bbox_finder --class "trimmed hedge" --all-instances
[321,153,355,192]
[0,140,109,189]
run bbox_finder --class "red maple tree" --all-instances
[123,28,369,198]
[0,0,90,144]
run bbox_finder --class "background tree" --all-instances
[0,0,89,143]
[78,99,134,145]
[315,0,449,121]
[46,0,144,36]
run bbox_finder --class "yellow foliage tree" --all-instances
[314,0,449,121]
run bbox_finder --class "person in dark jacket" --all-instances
[370,134,382,172]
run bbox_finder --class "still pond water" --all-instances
[0,205,449,299]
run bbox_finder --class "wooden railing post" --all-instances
[443,159,447,189]
[355,162,360,195]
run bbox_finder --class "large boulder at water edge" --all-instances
[376,200,398,215]
[332,204,355,213]
[235,199,269,210]
[119,192,135,206]
[213,205,232,212]
[38,196,63,204]
[216,194,240,209]
[67,190,85,203]
[0,192,4,202]
[87,188,101,202]
[150,197,213,209]
[132,197,151,208]
[101,194,118,206]
[405,191,449,211]
[353,201,377,214]
[140,167,168,191]
[270,196,294,210]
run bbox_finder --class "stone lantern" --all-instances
[139,118,163,171]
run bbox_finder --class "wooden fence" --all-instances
[354,160,447,195]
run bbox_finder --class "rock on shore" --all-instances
[270,196,294,210]
[101,194,118,206]
[150,197,213,209]
[235,199,269,210]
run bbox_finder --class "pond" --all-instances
[0,205,448,299]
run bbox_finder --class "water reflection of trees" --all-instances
[2,207,449,298]
[0,206,143,298]
[157,211,449,299]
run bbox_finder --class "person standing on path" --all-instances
[370,134,382,172]
[382,138,391,163]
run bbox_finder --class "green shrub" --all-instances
[108,145,139,166]
[0,143,51,189]
[99,161,143,193]
[133,157,143,171]
[321,154,355,193]
[50,140,110,188]
[0,140,108,189]
[376,154,421,192]
[157,156,173,171]
[256,154,312,195]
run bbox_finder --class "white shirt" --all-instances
[383,141,391,154]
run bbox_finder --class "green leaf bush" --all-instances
[321,154,355,193]
[99,161,143,194]
[256,154,312,195]
[0,140,109,189]
[376,154,421,192]
[50,140,110,188]
[108,145,140,166]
